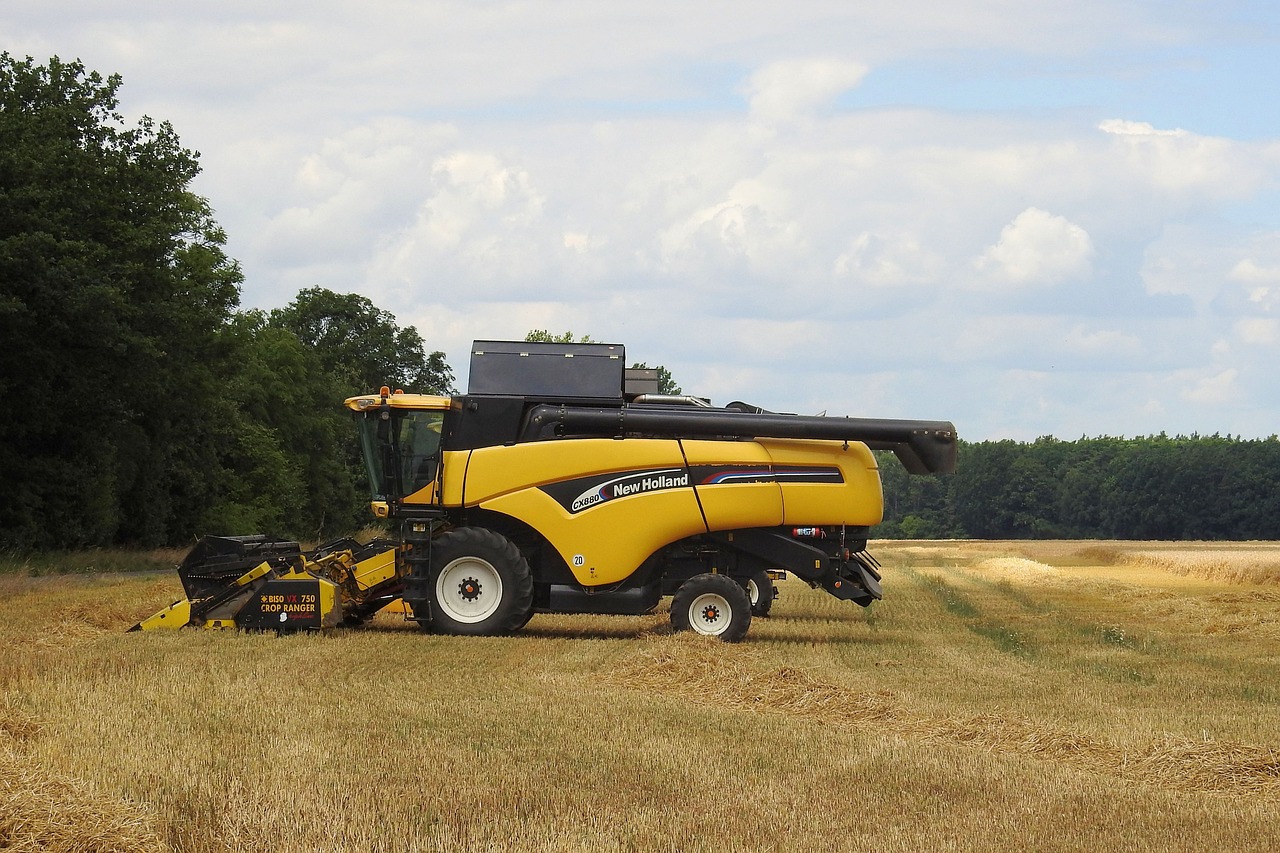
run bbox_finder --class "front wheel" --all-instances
[671,573,751,642]
[429,528,534,636]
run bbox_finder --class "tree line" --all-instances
[877,435,1280,541]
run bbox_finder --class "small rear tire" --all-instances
[745,570,775,618]
[671,573,751,642]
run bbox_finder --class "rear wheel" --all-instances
[745,570,775,618]
[428,528,534,636]
[671,573,751,642]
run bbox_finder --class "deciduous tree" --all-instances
[0,54,242,547]
[272,288,454,395]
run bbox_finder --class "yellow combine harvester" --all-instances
[134,340,955,641]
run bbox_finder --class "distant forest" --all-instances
[877,435,1280,541]
[5,55,1277,551]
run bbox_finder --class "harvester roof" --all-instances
[344,390,451,412]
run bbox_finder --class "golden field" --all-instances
[2,540,1279,852]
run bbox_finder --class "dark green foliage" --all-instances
[0,56,452,550]
[0,54,242,548]
[524,329,594,344]
[878,435,1280,541]
[272,288,454,395]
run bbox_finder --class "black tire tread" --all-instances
[671,573,752,642]
[429,527,534,636]
[747,569,775,618]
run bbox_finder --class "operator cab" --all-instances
[346,387,450,516]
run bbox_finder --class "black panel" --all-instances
[237,578,326,630]
[176,535,301,600]
[708,529,830,582]
[442,395,527,450]
[469,340,626,399]
[545,581,662,615]
[624,367,660,396]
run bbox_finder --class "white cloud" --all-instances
[833,232,939,288]
[562,232,597,253]
[744,58,869,124]
[1143,230,1280,312]
[1181,368,1240,405]
[655,179,810,286]
[974,208,1094,288]
[1099,120,1266,199]
[1235,318,1278,345]
[419,152,545,247]
[1231,258,1280,285]
[365,149,552,301]
[1231,258,1280,312]
[1098,119,1188,138]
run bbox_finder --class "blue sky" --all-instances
[7,2,1280,441]
[854,41,1280,143]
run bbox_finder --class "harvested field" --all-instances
[2,541,1279,851]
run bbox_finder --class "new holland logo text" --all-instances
[570,469,689,513]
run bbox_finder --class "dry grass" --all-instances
[0,547,186,577]
[2,542,1280,851]
[1042,539,1280,584]
[609,639,1280,795]
[0,749,168,853]
[1121,548,1280,585]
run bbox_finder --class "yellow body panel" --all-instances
[462,437,704,586]
[760,438,884,527]
[454,439,687,505]
[434,449,469,506]
[681,440,784,529]
[319,574,341,628]
[350,546,399,591]
[344,392,452,412]
[134,598,192,631]
[482,487,706,586]
[234,560,273,587]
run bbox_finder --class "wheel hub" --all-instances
[458,577,482,601]
[700,604,721,624]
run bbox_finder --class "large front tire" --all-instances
[429,528,534,636]
[671,573,751,642]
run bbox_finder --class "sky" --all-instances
[7,1,1280,441]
